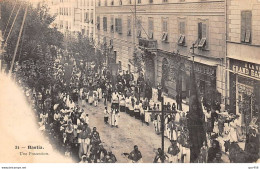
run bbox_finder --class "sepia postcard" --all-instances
[0,0,259,168]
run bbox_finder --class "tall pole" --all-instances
[133,0,136,47]
[9,4,28,75]
[3,0,18,37]
[161,94,165,163]
[3,4,21,48]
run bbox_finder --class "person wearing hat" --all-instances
[167,140,180,163]
[128,145,143,163]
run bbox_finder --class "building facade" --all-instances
[76,0,96,40]
[50,0,81,37]
[95,0,226,104]
[226,0,260,128]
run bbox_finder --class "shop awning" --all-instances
[188,56,219,67]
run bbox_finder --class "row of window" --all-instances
[59,21,71,30]
[78,0,94,7]
[97,16,208,49]
[96,10,253,48]
[59,7,71,16]
[84,12,94,24]
[60,0,71,2]
[97,0,208,6]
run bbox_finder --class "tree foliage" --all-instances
[132,48,145,75]
[0,0,64,65]
[66,33,104,71]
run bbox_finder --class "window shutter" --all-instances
[180,22,185,35]
[198,22,202,40]
[111,17,114,32]
[115,18,118,32]
[202,23,207,38]
[245,11,252,31]
[148,18,154,37]
[245,11,252,43]
[127,17,131,31]
[162,20,167,32]
[118,18,122,34]
[103,17,107,31]
[241,11,246,42]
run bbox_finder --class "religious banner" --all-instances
[152,88,158,102]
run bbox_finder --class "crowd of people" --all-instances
[11,45,259,163]
[14,49,119,163]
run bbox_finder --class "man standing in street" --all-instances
[104,106,109,124]
[168,140,180,163]
[154,148,169,163]
[176,93,182,111]
[128,145,143,163]
[78,124,91,158]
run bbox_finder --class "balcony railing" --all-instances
[138,38,157,51]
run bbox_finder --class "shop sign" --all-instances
[185,61,216,76]
[231,59,260,79]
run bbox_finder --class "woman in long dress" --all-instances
[111,108,116,127]
[213,119,219,135]
[204,109,212,135]
[144,106,151,124]
[229,116,239,143]
[114,109,119,127]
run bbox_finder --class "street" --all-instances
[79,98,231,163]
[80,100,171,163]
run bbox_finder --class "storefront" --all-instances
[229,58,260,128]
[185,60,218,106]
[157,50,217,104]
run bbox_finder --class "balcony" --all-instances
[138,38,157,52]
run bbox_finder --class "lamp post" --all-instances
[161,92,165,162]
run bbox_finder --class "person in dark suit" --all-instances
[176,93,182,111]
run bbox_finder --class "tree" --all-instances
[131,48,145,75]
[0,0,64,66]
[67,34,95,62]
[1,0,64,92]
